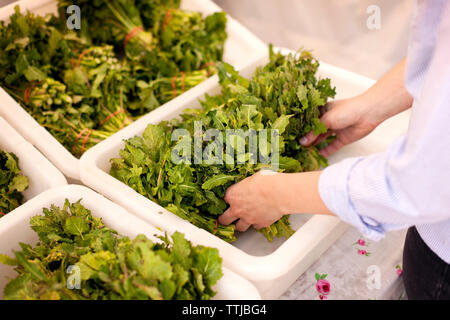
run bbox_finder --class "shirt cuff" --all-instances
[318,157,386,241]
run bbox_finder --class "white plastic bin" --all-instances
[0,184,261,300]
[0,116,67,206]
[79,48,411,299]
[0,0,267,182]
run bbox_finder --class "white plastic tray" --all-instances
[0,0,267,182]
[0,184,261,300]
[0,116,67,205]
[79,48,410,299]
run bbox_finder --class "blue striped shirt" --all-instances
[319,0,450,263]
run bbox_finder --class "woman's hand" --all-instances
[219,171,333,232]
[300,96,379,157]
[300,58,413,157]
[218,171,286,232]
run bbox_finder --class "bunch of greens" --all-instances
[0,1,227,157]
[0,199,222,300]
[110,47,336,243]
[0,150,29,215]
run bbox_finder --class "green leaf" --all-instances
[201,174,236,191]
[279,156,302,172]
[64,216,90,237]
[297,85,308,109]
[193,246,222,287]
[191,268,206,293]
[14,252,46,281]
[80,251,116,271]
[3,274,35,300]
[309,87,326,108]
[159,279,176,300]
[9,175,29,193]
[0,253,17,266]
[170,232,192,269]
[23,66,46,82]
[312,118,328,135]
[271,114,293,135]
[127,237,173,282]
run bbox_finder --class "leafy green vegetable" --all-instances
[0,150,29,215]
[1,199,223,300]
[0,1,227,157]
[110,47,336,242]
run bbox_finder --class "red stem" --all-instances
[172,74,178,98]
[80,130,93,154]
[99,109,126,126]
[123,26,144,47]
[163,9,173,31]
[72,128,89,154]
[214,219,218,234]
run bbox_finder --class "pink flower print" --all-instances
[353,238,368,247]
[315,273,330,299]
[316,279,331,295]
[395,264,403,277]
[358,249,370,256]
[353,238,371,256]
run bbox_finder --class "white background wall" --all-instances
[214,0,414,80]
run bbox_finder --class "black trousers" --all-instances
[403,226,450,300]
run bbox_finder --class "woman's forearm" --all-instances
[362,58,413,125]
[273,171,334,216]
[219,170,334,230]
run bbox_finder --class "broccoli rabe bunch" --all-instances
[0,200,223,300]
[110,47,336,243]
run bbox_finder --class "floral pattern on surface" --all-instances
[395,264,403,277]
[353,237,371,256]
[358,249,370,256]
[315,273,330,300]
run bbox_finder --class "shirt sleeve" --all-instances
[318,143,410,241]
[318,5,450,240]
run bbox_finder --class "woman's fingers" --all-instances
[313,131,335,146]
[319,138,345,157]
[235,219,251,232]
[300,103,338,146]
[299,130,320,146]
[218,208,239,225]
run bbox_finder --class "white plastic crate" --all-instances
[0,116,67,205]
[0,184,261,300]
[0,0,267,182]
[79,48,411,299]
